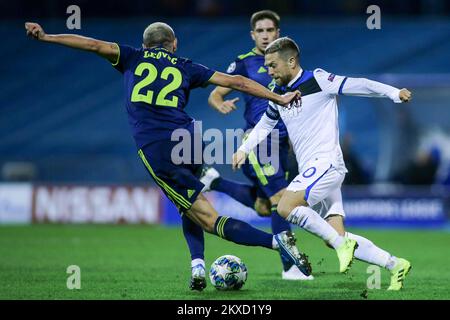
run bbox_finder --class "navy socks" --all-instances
[270,205,293,271]
[182,214,204,260]
[211,177,257,209]
[214,216,273,249]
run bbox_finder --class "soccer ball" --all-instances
[209,255,248,290]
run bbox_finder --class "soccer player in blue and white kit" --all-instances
[233,37,413,290]
[204,11,310,281]
[24,22,310,290]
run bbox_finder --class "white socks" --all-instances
[191,258,205,268]
[345,232,397,270]
[272,237,279,250]
[287,206,344,249]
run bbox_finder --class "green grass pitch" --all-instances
[0,225,449,300]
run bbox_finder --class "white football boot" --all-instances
[282,264,314,281]
[200,167,220,192]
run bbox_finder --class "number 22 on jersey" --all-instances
[131,62,182,107]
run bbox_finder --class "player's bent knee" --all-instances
[191,213,216,233]
[189,194,218,233]
[278,198,308,218]
[203,218,216,234]
[277,193,307,218]
[269,189,285,206]
[255,207,271,217]
[254,199,271,217]
[277,201,297,218]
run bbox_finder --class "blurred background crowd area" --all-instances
[1,0,450,189]
[3,0,450,18]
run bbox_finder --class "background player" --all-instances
[203,10,309,280]
[233,37,412,290]
[24,21,310,291]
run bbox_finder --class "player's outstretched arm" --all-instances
[232,112,279,170]
[341,77,412,103]
[25,22,119,63]
[208,72,300,106]
[208,86,239,115]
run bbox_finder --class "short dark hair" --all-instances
[250,10,280,30]
[143,22,176,49]
[265,37,300,62]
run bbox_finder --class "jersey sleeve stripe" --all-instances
[338,77,348,95]
[265,111,279,120]
[265,104,280,120]
[111,43,120,66]
[205,71,217,83]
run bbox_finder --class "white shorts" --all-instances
[286,158,346,219]
[312,188,346,220]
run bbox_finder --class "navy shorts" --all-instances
[242,135,290,199]
[138,133,204,213]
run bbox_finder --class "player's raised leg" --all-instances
[326,214,411,290]
[269,190,313,280]
[241,139,312,279]
[277,163,358,273]
[201,163,311,279]
[200,167,266,213]
[185,193,311,276]
[138,143,211,290]
[318,188,411,290]
[278,191,356,273]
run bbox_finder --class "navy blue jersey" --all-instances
[112,44,215,148]
[227,48,288,137]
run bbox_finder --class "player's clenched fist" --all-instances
[232,150,248,171]
[25,22,46,40]
[399,88,412,102]
[277,90,301,107]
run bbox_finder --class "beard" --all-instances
[275,75,289,86]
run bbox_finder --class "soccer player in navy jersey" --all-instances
[204,11,310,280]
[25,21,311,291]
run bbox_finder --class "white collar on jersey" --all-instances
[287,68,304,88]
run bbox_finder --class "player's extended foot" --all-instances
[189,264,207,291]
[275,231,312,277]
[282,264,314,281]
[335,238,358,273]
[200,166,220,192]
[387,258,411,291]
